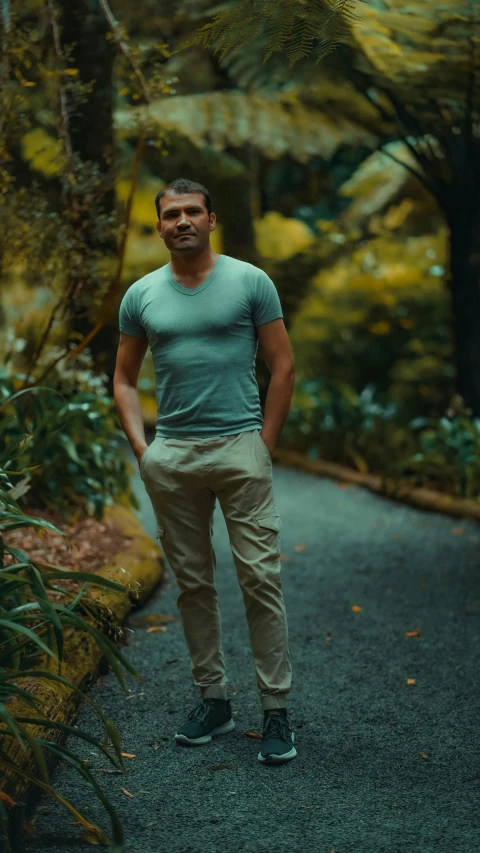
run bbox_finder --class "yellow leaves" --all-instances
[406,679,416,685]
[244,729,262,739]
[351,605,362,612]
[146,626,167,633]
[405,630,421,637]
[293,543,307,552]
[419,752,430,760]
[14,69,35,87]
[254,211,315,260]
[383,199,416,231]
[368,320,391,336]
[120,752,136,758]
[451,527,464,536]
[20,128,64,178]
[64,68,79,76]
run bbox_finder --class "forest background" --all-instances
[1,2,480,848]
[1,0,480,513]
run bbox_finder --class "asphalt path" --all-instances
[23,434,480,853]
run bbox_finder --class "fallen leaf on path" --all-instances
[451,528,464,535]
[294,544,307,552]
[71,818,108,845]
[406,679,416,685]
[153,745,163,751]
[325,633,332,642]
[352,605,362,612]
[0,792,16,808]
[405,630,421,637]
[419,752,429,759]
[120,752,136,758]
[120,786,135,798]
[280,554,289,561]
[147,626,168,633]
[208,764,234,771]
[243,730,262,739]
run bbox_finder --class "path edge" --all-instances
[272,447,480,523]
[0,503,165,808]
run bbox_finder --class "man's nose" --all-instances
[178,211,190,226]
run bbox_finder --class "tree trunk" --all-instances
[447,201,480,417]
[209,145,258,265]
[58,0,118,389]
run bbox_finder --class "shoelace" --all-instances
[264,713,292,742]
[187,700,220,724]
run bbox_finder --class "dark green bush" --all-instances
[0,366,138,524]
[282,377,480,499]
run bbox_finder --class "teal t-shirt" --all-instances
[118,253,284,438]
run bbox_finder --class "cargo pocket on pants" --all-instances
[255,515,281,533]
[255,514,282,565]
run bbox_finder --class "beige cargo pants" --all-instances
[139,427,292,711]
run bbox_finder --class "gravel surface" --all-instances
[23,438,480,853]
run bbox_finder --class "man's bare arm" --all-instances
[113,333,149,461]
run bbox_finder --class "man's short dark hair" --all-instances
[155,178,212,219]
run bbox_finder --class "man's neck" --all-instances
[169,247,219,280]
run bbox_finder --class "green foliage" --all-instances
[407,399,480,499]
[283,377,480,498]
[176,0,364,67]
[0,355,139,524]
[0,390,147,851]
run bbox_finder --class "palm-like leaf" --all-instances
[116,89,377,162]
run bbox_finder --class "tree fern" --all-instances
[174,0,366,67]
[116,89,378,161]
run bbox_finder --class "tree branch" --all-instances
[97,0,151,104]
[379,144,444,207]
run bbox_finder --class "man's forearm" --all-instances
[113,382,147,457]
[260,369,295,453]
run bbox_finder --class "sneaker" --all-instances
[258,709,297,763]
[175,698,235,745]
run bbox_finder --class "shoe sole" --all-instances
[175,718,235,745]
[258,732,297,763]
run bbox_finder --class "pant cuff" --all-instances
[261,695,287,711]
[201,685,228,700]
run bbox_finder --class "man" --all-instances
[114,177,296,764]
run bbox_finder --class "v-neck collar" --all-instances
[166,254,225,296]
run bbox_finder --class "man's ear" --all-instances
[209,213,216,231]
[156,220,163,238]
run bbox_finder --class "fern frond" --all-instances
[176,0,365,67]
[116,89,377,162]
[263,4,297,61]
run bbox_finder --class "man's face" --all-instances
[156,192,216,255]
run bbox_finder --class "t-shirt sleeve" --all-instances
[118,284,148,340]
[249,264,284,327]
